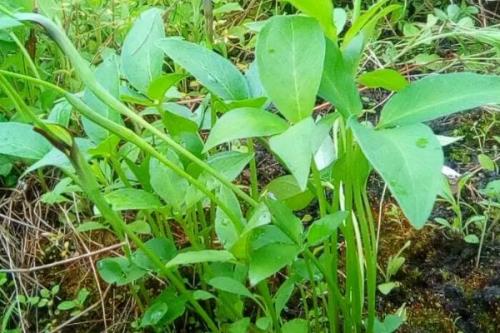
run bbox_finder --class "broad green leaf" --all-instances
[149,151,188,209]
[208,277,253,298]
[0,122,51,160]
[193,290,215,300]
[249,243,300,286]
[204,107,288,151]
[161,106,200,139]
[265,175,314,211]
[23,138,93,175]
[127,220,152,235]
[358,69,408,91]
[306,211,349,246]
[257,15,325,123]
[249,226,295,250]
[229,318,251,333]
[47,100,72,127]
[282,319,308,333]
[378,282,400,295]
[0,15,22,29]
[286,0,336,39]
[166,250,235,268]
[148,73,186,101]
[269,117,315,190]
[319,39,363,117]
[186,152,253,207]
[82,53,122,143]
[0,155,12,177]
[478,153,495,171]
[481,180,500,201]
[379,73,500,127]
[104,188,162,211]
[206,151,254,181]
[243,203,272,234]
[141,302,168,327]
[374,314,404,333]
[215,186,244,249]
[97,257,146,285]
[142,288,186,326]
[245,61,266,98]
[121,8,165,94]
[274,278,296,315]
[133,238,177,271]
[57,301,76,311]
[256,317,272,330]
[157,38,249,100]
[88,135,121,158]
[334,8,347,35]
[351,120,444,228]
[266,198,303,245]
[464,234,479,244]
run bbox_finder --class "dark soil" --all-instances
[377,214,499,333]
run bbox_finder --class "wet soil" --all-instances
[377,207,499,332]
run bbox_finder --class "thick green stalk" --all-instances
[13,12,257,208]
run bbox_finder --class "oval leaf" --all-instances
[204,107,289,151]
[257,15,325,123]
[104,189,162,211]
[358,68,408,91]
[157,38,249,100]
[379,73,500,127]
[319,39,363,117]
[351,120,444,228]
[82,53,122,143]
[0,122,51,160]
[166,250,235,268]
[121,8,165,94]
[208,277,253,298]
[269,117,315,191]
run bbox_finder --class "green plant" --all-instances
[0,1,499,332]
[56,288,89,316]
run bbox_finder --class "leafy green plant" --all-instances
[56,288,89,316]
[1,1,499,332]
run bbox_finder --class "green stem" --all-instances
[257,281,281,333]
[68,144,219,333]
[304,255,321,332]
[0,70,243,232]
[247,138,259,200]
[13,13,257,208]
